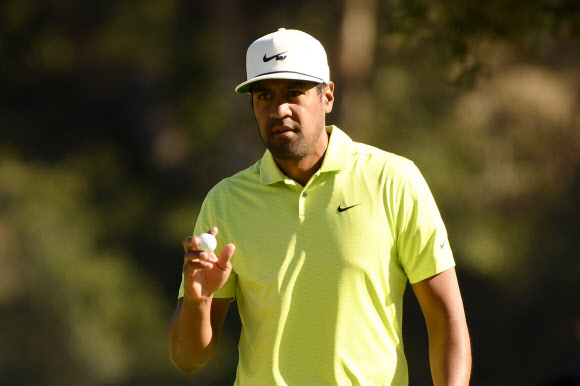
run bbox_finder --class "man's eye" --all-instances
[288,91,303,97]
[257,93,270,100]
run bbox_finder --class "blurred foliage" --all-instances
[1,0,579,385]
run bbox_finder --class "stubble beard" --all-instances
[265,127,320,161]
[258,109,326,162]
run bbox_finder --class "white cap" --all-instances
[235,28,330,93]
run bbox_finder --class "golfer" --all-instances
[169,28,471,385]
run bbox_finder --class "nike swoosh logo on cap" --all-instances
[263,51,288,62]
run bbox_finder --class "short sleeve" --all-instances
[395,163,455,284]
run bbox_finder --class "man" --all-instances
[169,28,471,385]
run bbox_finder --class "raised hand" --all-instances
[182,227,235,303]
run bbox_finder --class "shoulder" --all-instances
[205,159,262,200]
[350,141,419,178]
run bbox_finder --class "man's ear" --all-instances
[324,82,335,113]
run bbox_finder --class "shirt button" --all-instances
[302,192,307,198]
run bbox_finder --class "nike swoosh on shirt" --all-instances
[337,203,362,212]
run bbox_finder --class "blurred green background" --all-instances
[1,1,579,385]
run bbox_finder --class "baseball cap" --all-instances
[235,28,330,93]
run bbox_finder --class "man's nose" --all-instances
[270,98,292,118]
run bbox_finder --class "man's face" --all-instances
[251,79,334,161]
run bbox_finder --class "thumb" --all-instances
[216,243,235,271]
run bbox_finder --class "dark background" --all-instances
[1,1,579,385]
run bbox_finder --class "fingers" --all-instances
[184,249,217,267]
[216,243,236,272]
[183,235,218,274]
[182,227,231,274]
[182,235,198,252]
[209,226,218,236]
[183,227,218,250]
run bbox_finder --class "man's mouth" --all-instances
[268,120,299,134]
[272,126,295,134]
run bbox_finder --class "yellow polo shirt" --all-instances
[179,126,455,385]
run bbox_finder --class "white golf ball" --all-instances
[197,233,217,252]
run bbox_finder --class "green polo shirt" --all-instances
[179,125,455,385]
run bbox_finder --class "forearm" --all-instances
[169,297,216,374]
[427,317,471,386]
[412,269,472,385]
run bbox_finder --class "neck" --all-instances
[275,131,329,186]
[275,154,325,186]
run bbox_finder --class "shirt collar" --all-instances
[259,125,352,185]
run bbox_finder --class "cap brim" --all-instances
[235,72,325,93]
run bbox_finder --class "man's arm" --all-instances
[411,267,471,385]
[169,296,231,374]
[168,227,236,374]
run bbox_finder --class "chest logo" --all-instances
[337,203,362,212]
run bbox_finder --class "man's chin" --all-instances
[268,144,307,161]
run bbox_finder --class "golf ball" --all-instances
[197,233,217,252]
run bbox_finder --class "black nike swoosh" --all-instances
[337,203,362,212]
[263,51,287,62]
